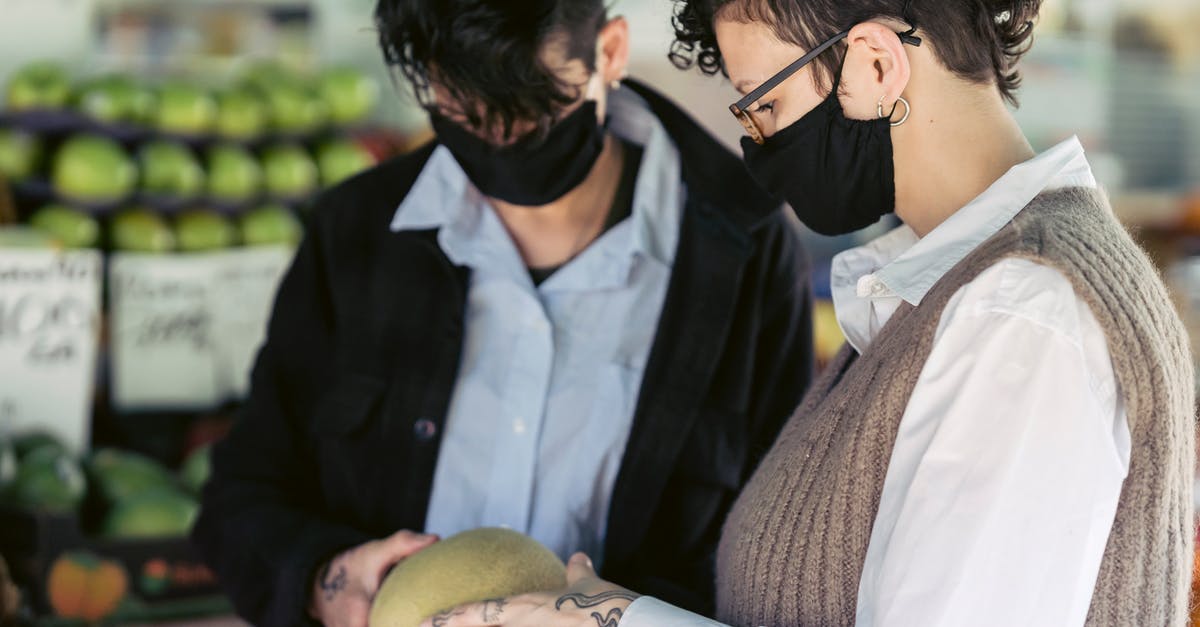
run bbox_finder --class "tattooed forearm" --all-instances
[590,607,624,627]
[481,598,506,622]
[318,563,347,602]
[555,590,639,611]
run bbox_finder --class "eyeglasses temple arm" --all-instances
[732,29,851,112]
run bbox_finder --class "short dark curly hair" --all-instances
[376,0,607,140]
[669,0,1042,106]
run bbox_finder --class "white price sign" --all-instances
[213,246,294,399]
[109,253,223,411]
[0,249,102,453]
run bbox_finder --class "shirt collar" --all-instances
[842,135,1096,307]
[389,87,684,286]
[830,136,1097,353]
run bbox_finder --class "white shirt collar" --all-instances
[832,136,1098,352]
[389,87,684,279]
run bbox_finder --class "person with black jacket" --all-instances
[190,2,814,625]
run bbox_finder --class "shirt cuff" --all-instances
[621,597,729,627]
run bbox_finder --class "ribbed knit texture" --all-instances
[715,187,1195,626]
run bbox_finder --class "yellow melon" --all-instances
[369,527,566,627]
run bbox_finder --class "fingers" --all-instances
[364,530,439,593]
[565,552,597,585]
[385,529,440,558]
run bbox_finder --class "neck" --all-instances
[892,87,1035,238]
[491,133,625,269]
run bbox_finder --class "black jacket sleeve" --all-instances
[610,208,815,616]
[191,205,372,627]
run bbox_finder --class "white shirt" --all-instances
[392,87,685,565]
[622,137,1130,627]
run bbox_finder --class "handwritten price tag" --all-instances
[0,249,102,452]
[109,253,223,411]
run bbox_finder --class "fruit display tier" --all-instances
[0,435,225,624]
[1,61,396,229]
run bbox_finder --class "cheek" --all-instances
[768,80,827,135]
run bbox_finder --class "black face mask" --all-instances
[429,100,605,206]
[740,72,896,236]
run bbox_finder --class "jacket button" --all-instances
[413,418,438,442]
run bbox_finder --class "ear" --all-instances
[839,21,912,121]
[596,16,631,84]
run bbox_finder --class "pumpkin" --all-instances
[46,551,128,620]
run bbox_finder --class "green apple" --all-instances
[103,490,199,538]
[87,448,177,504]
[0,128,42,181]
[215,88,268,141]
[73,74,155,125]
[154,82,217,136]
[237,60,289,88]
[318,67,380,126]
[139,140,205,200]
[8,446,85,514]
[51,135,138,203]
[29,204,99,249]
[174,209,236,252]
[206,143,263,203]
[265,82,329,134]
[317,138,376,188]
[239,61,295,92]
[12,431,66,459]
[4,61,70,111]
[262,144,318,199]
[112,207,175,253]
[240,204,301,247]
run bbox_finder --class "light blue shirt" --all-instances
[390,87,685,565]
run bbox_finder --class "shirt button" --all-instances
[413,418,438,442]
[513,419,526,435]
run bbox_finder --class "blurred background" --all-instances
[0,0,1197,624]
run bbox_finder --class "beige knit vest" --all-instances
[716,188,1195,626]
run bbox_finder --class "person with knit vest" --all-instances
[420,1,1196,626]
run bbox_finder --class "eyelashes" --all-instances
[753,101,776,114]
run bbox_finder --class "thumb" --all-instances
[566,552,596,585]
[366,531,439,591]
[384,530,439,560]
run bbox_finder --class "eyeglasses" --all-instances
[730,27,922,144]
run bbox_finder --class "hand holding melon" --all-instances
[369,527,567,627]
[412,548,638,627]
[309,529,439,627]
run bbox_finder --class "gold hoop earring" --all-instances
[878,96,911,127]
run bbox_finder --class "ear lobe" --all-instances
[838,21,912,120]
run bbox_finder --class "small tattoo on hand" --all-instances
[591,608,623,627]
[319,564,347,602]
[555,590,638,611]
[481,598,506,622]
[431,608,464,627]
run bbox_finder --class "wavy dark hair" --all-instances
[670,0,1042,106]
[376,0,607,140]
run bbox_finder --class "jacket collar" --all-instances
[622,79,779,233]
